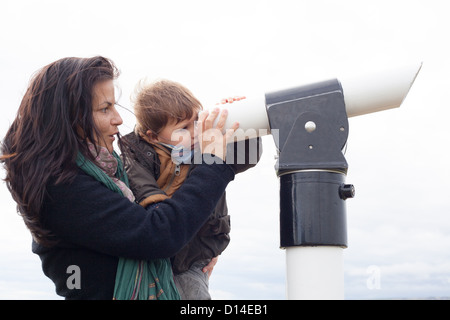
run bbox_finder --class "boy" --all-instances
[122,79,261,299]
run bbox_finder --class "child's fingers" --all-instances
[216,96,246,105]
[233,96,246,102]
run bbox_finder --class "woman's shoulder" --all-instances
[46,168,107,197]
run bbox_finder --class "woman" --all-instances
[0,56,238,299]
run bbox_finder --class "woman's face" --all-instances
[91,80,123,153]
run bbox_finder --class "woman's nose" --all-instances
[112,106,123,126]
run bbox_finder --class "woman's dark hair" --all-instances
[1,56,120,246]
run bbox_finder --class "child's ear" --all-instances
[145,130,159,143]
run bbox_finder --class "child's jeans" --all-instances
[174,259,211,300]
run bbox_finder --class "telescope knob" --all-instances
[339,184,355,200]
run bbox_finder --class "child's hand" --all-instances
[216,96,246,105]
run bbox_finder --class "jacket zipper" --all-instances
[163,163,181,193]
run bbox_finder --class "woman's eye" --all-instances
[100,103,112,113]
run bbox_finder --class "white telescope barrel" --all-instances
[341,62,422,117]
[206,94,270,140]
[206,62,422,137]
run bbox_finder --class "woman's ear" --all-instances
[145,130,159,144]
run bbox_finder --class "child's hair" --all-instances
[133,79,203,135]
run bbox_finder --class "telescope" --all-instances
[207,62,422,299]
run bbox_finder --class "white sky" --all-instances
[1,0,450,299]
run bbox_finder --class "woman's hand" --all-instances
[202,256,218,278]
[197,108,239,161]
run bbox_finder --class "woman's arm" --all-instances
[43,159,234,260]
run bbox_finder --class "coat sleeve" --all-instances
[226,137,263,174]
[42,159,235,261]
[125,158,168,206]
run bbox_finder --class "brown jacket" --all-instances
[122,131,262,273]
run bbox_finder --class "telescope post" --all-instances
[266,79,354,300]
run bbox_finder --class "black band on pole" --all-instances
[279,171,348,248]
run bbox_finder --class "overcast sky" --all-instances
[1,0,449,300]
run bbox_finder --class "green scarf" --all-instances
[76,151,180,300]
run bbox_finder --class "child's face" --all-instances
[155,112,198,150]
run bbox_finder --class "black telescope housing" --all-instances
[266,79,353,248]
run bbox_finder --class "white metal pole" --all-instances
[285,247,344,300]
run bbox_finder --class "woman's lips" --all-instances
[109,132,119,141]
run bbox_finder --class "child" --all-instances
[122,79,261,299]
